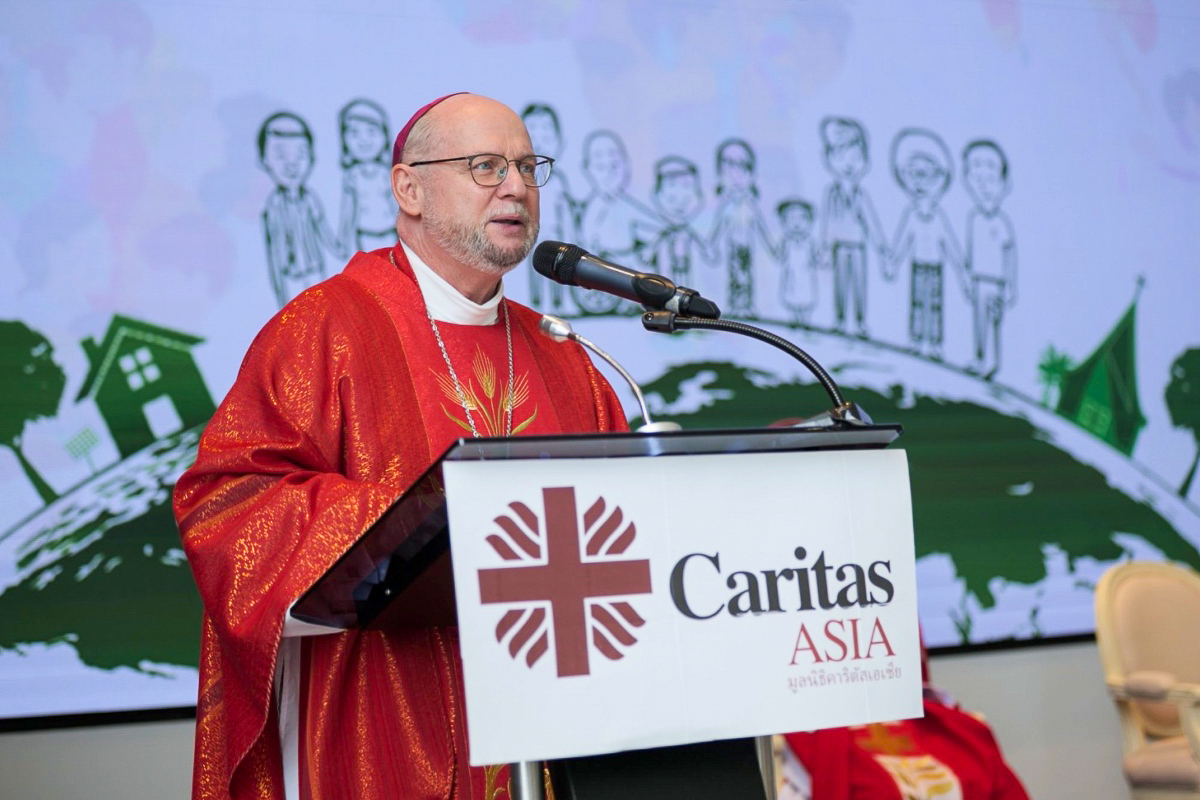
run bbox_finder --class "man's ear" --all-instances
[392,164,423,215]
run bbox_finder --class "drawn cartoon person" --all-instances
[818,117,888,338]
[337,99,396,253]
[962,140,1017,379]
[709,138,773,318]
[643,155,712,287]
[522,103,576,310]
[575,129,661,314]
[887,127,965,361]
[774,199,823,328]
[257,111,341,308]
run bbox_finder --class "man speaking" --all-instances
[175,93,627,800]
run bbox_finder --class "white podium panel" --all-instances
[443,447,922,766]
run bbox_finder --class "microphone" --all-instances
[533,241,720,319]
[539,315,681,434]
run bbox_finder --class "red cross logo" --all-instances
[477,486,653,677]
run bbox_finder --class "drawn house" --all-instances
[1056,289,1146,456]
[76,315,215,458]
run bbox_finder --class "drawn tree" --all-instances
[66,427,101,474]
[0,320,66,504]
[1037,345,1073,407]
[1165,347,1200,497]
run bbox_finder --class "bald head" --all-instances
[390,94,540,303]
[400,95,528,165]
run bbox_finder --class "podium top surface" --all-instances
[291,424,902,630]
[437,423,900,461]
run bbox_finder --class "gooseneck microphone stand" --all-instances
[640,311,873,427]
[539,315,681,434]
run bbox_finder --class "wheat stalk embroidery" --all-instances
[433,345,537,435]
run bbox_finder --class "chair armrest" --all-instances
[1167,683,1200,706]
[1108,670,1179,700]
[1109,675,1200,756]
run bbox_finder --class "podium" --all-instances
[292,424,918,799]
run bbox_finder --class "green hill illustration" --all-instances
[636,360,1200,643]
[0,426,203,672]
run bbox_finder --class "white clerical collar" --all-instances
[400,241,502,325]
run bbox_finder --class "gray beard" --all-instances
[423,204,539,276]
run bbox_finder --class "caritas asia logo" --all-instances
[476,486,652,678]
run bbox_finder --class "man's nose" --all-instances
[495,162,529,199]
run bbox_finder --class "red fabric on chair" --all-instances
[784,696,1030,800]
[782,636,1030,800]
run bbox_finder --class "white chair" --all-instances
[1095,561,1200,799]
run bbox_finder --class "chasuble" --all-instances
[175,245,627,799]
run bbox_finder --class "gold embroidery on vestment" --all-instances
[432,345,537,436]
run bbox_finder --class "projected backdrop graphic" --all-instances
[1,0,1198,721]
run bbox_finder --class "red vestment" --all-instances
[783,697,1031,800]
[175,246,627,799]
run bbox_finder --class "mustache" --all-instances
[488,205,532,224]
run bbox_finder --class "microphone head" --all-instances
[532,241,587,284]
[538,314,574,343]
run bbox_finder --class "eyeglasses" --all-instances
[407,153,555,188]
